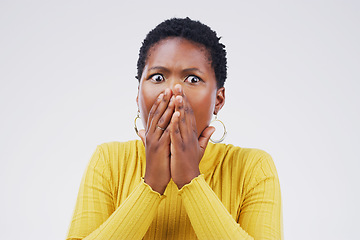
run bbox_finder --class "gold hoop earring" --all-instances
[210,114,227,143]
[134,110,141,137]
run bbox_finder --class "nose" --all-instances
[166,78,182,95]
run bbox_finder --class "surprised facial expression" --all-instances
[137,37,225,137]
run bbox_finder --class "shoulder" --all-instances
[206,143,277,178]
[207,142,272,165]
[97,140,143,156]
[92,140,145,167]
[90,139,145,181]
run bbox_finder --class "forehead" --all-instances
[146,37,212,67]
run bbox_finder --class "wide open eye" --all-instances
[150,74,165,83]
[184,75,201,84]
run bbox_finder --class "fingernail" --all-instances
[175,84,182,93]
[158,94,164,101]
[176,96,182,103]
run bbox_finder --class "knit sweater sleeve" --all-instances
[66,145,165,240]
[178,151,282,240]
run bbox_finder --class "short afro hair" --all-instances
[136,17,227,89]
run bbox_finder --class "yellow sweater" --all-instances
[67,140,282,240]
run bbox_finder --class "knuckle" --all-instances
[153,145,159,151]
[146,137,152,144]
[181,142,186,151]
[149,110,155,118]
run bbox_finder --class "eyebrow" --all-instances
[149,66,168,71]
[182,68,204,74]
[148,66,204,74]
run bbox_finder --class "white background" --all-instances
[1,1,359,239]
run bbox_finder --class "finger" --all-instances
[149,89,172,134]
[174,84,197,138]
[181,92,197,136]
[159,123,171,145]
[198,126,215,152]
[138,129,146,146]
[175,94,197,141]
[175,95,187,138]
[146,93,163,133]
[169,111,182,144]
[155,95,175,139]
[174,84,182,96]
[174,84,196,131]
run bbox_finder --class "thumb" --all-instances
[198,126,215,152]
[138,129,146,146]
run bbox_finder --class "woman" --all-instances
[67,18,282,240]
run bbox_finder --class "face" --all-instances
[137,37,225,137]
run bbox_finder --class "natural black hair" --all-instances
[136,17,227,89]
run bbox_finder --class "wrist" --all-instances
[144,174,168,195]
[175,169,200,189]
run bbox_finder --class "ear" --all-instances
[214,87,225,115]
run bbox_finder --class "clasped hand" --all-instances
[138,84,215,194]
